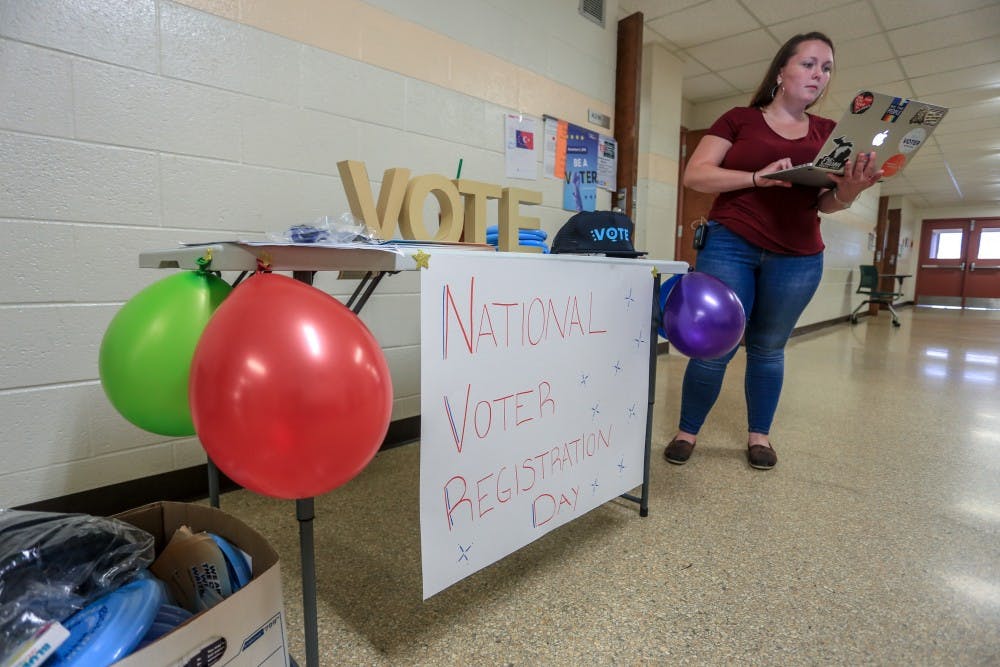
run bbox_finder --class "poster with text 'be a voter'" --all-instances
[419,252,651,598]
[562,123,599,212]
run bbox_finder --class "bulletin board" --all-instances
[418,252,652,599]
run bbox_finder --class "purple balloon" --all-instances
[663,272,746,359]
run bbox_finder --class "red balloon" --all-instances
[189,273,393,499]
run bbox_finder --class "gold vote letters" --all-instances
[337,160,543,253]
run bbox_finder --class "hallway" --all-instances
[218,307,1000,665]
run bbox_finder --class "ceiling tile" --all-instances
[936,131,1000,151]
[910,62,1000,97]
[872,0,998,30]
[680,57,709,78]
[683,72,740,102]
[745,0,850,25]
[717,60,773,93]
[922,86,1000,107]
[685,29,780,70]
[834,34,895,70]
[647,0,759,48]
[901,37,1000,77]
[933,114,1000,136]
[942,99,1000,122]
[618,0,704,22]
[828,59,907,95]
[888,4,1000,56]
[771,1,880,44]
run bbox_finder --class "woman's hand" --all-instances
[828,151,883,201]
[753,158,795,188]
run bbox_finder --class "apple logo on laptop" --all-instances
[872,130,889,147]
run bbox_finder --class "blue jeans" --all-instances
[678,221,823,435]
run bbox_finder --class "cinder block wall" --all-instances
[0,0,626,506]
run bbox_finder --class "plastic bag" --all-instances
[0,509,155,663]
[265,212,382,244]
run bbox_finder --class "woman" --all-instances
[665,32,882,470]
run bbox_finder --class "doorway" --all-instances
[916,217,1000,309]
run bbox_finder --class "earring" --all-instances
[770,84,778,99]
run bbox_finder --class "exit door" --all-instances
[916,217,1000,309]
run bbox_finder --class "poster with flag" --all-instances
[505,113,538,180]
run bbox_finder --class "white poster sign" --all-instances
[597,134,617,191]
[419,252,652,598]
[504,114,538,180]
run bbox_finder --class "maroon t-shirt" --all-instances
[705,106,837,255]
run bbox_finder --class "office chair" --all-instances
[850,264,903,327]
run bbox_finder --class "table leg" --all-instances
[207,458,220,508]
[296,498,318,667]
[290,268,320,667]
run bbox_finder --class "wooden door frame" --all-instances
[677,125,689,263]
[612,12,642,221]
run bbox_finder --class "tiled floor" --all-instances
[217,306,1000,665]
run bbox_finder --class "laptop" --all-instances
[762,90,948,188]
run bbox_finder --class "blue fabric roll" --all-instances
[486,232,547,243]
[485,226,547,240]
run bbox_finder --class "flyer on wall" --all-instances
[504,113,538,180]
[562,122,598,212]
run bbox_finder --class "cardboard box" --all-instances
[114,502,290,667]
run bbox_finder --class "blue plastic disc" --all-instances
[209,533,252,591]
[155,604,193,626]
[49,578,164,666]
[135,604,194,651]
[131,568,174,605]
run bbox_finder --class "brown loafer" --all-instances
[664,438,696,465]
[747,443,777,470]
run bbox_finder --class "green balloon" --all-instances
[99,271,232,436]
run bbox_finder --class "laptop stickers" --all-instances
[815,136,854,170]
[762,90,948,187]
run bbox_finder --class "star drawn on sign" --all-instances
[413,249,431,269]
[579,372,589,386]
[633,329,647,349]
[457,544,472,562]
[624,288,635,309]
[626,404,637,420]
[591,403,600,420]
[612,360,622,375]
[617,457,626,474]
[591,478,600,494]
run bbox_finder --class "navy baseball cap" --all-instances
[550,211,646,258]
